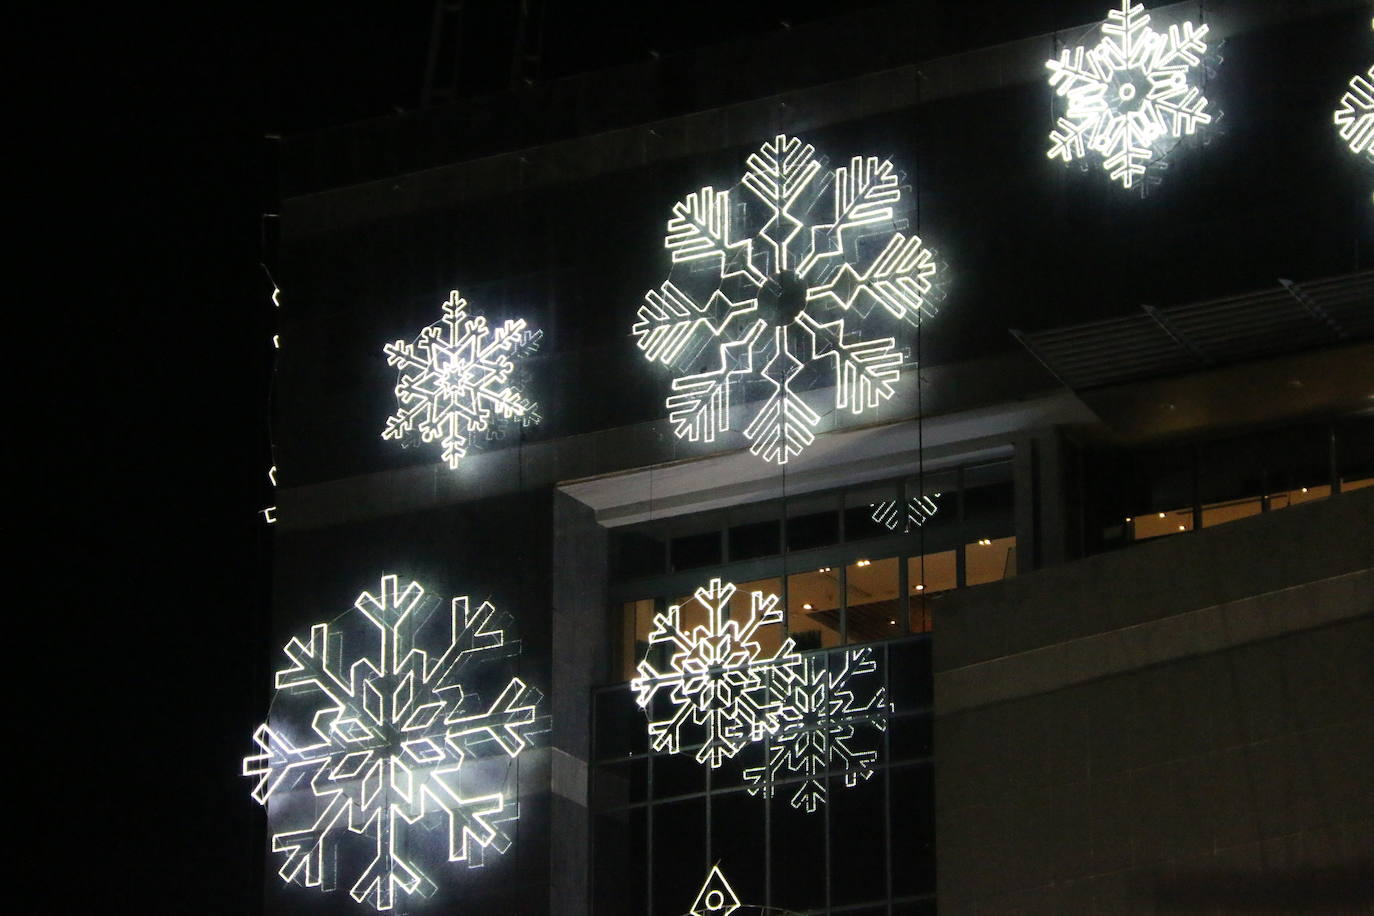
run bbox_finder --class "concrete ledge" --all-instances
[937,570,1374,714]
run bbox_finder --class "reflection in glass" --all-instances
[787,568,841,651]
[845,557,901,642]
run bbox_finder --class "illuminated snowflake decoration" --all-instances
[383,291,542,470]
[743,648,890,813]
[631,578,801,767]
[1046,1,1215,189]
[634,134,941,465]
[1334,65,1374,162]
[243,575,546,911]
[871,492,941,531]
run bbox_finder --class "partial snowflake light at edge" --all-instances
[383,291,542,470]
[1046,1,1215,190]
[634,134,943,465]
[1334,65,1374,164]
[243,575,546,911]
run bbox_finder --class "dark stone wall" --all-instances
[932,490,1374,914]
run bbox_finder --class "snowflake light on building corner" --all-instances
[384,291,542,470]
[1334,65,1374,165]
[631,578,802,767]
[743,647,891,813]
[633,134,944,465]
[243,575,547,911]
[1046,1,1216,190]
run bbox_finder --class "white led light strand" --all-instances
[634,135,943,465]
[689,865,742,915]
[383,291,542,470]
[243,575,546,911]
[1046,1,1215,190]
[631,578,801,768]
[743,648,891,813]
[1334,65,1374,163]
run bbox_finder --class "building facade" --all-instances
[254,2,1373,913]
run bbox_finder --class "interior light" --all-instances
[1125,516,1132,522]
[1301,487,1308,493]
[1158,512,1166,518]
[915,584,924,591]
[803,603,814,610]
[1178,524,1186,530]
[856,559,871,567]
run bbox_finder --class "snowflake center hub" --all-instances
[759,270,809,326]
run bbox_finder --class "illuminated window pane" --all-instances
[1342,476,1374,492]
[1268,484,1331,510]
[787,568,840,651]
[907,551,956,633]
[1131,509,1193,541]
[965,535,1016,586]
[1201,497,1262,528]
[622,598,656,681]
[844,556,901,643]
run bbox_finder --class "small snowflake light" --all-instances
[1046,1,1216,190]
[743,648,890,813]
[631,578,801,768]
[634,134,943,465]
[383,291,542,470]
[1334,65,1374,163]
[243,575,547,911]
[871,492,941,531]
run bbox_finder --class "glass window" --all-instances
[907,551,956,633]
[786,492,840,551]
[670,530,720,570]
[1337,417,1373,491]
[965,535,1016,585]
[787,567,841,651]
[614,528,665,578]
[620,598,656,681]
[728,519,779,560]
[903,470,959,537]
[844,482,900,542]
[845,556,901,642]
[1130,509,1194,540]
[729,577,785,657]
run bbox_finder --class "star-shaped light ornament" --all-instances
[1046,1,1218,191]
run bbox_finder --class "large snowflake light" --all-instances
[633,134,941,465]
[743,648,890,813]
[1046,1,1215,189]
[384,291,542,470]
[243,575,546,911]
[1334,65,1374,163]
[631,578,801,767]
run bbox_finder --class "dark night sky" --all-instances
[59,3,891,909]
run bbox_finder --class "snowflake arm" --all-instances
[743,327,822,466]
[797,314,901,415]
[796,155,901,278]
[806,232,938,326]
[743,134,822,272]
[1335,66,1374,162]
